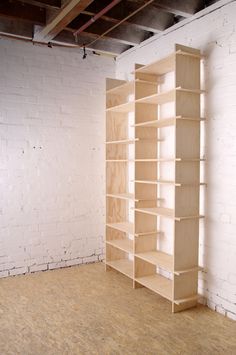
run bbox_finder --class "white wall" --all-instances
[0,38,114,276]
[116,0,236,320]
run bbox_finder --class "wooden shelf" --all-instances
[106,193,135,201]
[134,116,205,129]
[106,101,134,113]
[106,193,163,203]
[106,259,133,278]
[135,52,175,76]
[136,87,203,106]
[106,79,159,96]
[135,158,205,162]
[135,230,163,237]
[106,139,137,145]
[134,50,202,76]
[135,274,172,301]
[135,207,174,219]
[106,160,131,162]
[135,179,177,186]
[136,88,175,105]
[135,250,173,271]
[106,80,134,95]
[135,207,204,221]
[134,179,205,186]
[106,222,134,234]
[106,239,133,254]
[174,294,199,305]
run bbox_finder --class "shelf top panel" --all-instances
[135,274,172,301]
[136,250,173,272]
[135,87,203,106]
[106,79,159,96]
[106,239,133,254]
[135,207,174,219]
[106,222,134,234]
[134,116,205,128]
[135,207,204,221]
[106,101,134,113]
[106,259,133,278]
[134,50,202,76]
[106,139,137,145]
[106,193,136,201]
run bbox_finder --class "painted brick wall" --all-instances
[0,38,114,276]
[116,0,236,320]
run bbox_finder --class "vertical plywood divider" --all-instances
[134,68,159,287]
[173,47,201,312]
[106,78,130,270]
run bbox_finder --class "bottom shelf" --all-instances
[106,259,133,279]
[135,274,172,301]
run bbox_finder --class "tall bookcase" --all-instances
[105,44,205,313]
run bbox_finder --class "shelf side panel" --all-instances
[175,51,200,90]
[175,186,199,217]
[106,244,129,262]
[175,120,200,159]
[135,210,157,235]
[106,197,127,224]
[135,256,156,278]
[174,219,199,271]
[176,91,200,118]
[135,234,157,254]
[106,111,128,142]
[106,226,128,242]
[106,78,126,91]
[106,162,127,195]
[172,272,198,312]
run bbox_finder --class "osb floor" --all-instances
[0,263,235,355]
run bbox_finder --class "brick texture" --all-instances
[0,39,114,277]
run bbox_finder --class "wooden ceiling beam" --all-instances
[33,0,94,42]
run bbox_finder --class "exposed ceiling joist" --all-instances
[33,0,94,42]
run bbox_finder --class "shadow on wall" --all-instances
[201,39,232,313]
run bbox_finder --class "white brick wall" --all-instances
[0,38,114,275]
[116,0,236,320]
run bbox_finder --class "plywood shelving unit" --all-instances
[105,44,204,313]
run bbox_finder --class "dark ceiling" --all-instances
[0,0,219,55]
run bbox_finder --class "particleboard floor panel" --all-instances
[0,263,235,355]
